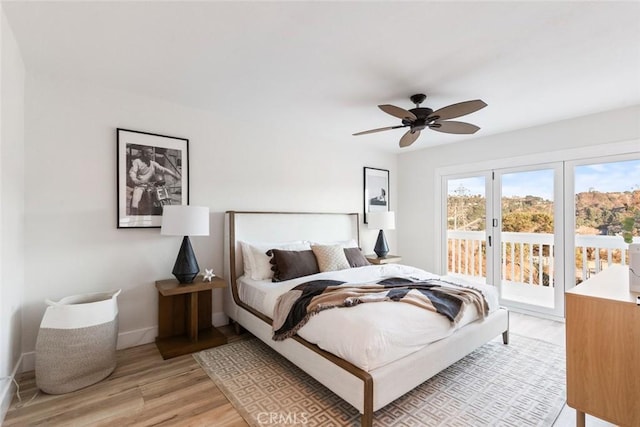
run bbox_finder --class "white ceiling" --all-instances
[4,1,640,153]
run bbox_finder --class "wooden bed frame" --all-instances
[223,211,509,426]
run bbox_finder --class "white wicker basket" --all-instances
[35,289,121,394]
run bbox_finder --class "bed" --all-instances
[223,211,509,426]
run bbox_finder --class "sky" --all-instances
[448,159,640,201]
[574,159,640,193]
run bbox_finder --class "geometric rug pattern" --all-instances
[194,334,566,426]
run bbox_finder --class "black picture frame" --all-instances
[363,167,390,224]
[117,128,189,228]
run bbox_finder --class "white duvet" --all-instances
[238,264,499,372]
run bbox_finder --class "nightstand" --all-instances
[366,255,402,265]
[155,275,228,359]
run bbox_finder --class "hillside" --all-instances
[575,190,640,235]
[448,190,639,235]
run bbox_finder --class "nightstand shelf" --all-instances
[366,255,402,265]
[155,276,228,359]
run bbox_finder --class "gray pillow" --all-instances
[344,247,371,268]
[268,249,320,282]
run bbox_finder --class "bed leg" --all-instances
[229,319,245,335]
[361,376,373,427]
[361,411,373,427]
[502,309,510,345]
[233,321,244,335]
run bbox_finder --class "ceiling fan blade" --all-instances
[399,129,421,147]
[428,100,487,121]
[379,104,417,121]
[353,125,406,136]
[429,121,480,134]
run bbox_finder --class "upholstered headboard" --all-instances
[224,211,360,285]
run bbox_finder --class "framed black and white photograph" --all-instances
[117,128,189,228]
[363,167,389,224]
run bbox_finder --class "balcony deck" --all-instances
[447,230,638,307]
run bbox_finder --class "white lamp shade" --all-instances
[368,211,395,230]
[161,205,210,236]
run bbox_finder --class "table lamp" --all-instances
[161,205,210,284]
[368,211,395,258]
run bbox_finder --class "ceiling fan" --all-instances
[353,94,487,148]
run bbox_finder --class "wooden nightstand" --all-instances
[366,255,402,265]
[155,275,228,359]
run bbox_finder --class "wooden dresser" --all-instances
[565,265,640,427]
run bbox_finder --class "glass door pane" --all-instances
[498,168,558,311]
[573,159,640,284]
[446,176,489,283]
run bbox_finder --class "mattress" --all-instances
[238,264,499,371]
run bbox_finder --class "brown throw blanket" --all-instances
[272,277,489,341]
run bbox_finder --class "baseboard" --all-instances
[0,354,23,424]
[212,311,229,327]
[20,352,35,373]
[18,311,228,375]
[116,326,158,350]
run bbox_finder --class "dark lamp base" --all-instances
[373,230,389,258]
[172,236,200,284]
[174,272,198,284]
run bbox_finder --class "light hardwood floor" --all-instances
[4,313,613,426]
[4,325,251,426]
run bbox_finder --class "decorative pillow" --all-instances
[311,244,350,272]
[268,249,320,282]
[239,242,255,277]
[240,241,310,280]
[344,247,370,268]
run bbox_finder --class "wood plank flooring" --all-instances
[4,326,250,427]
[3,314,612,426]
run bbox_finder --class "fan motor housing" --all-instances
[410,107,433,118]
[402,107,434,128]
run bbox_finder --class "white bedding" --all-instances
[238,264,499,372]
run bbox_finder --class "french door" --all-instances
[566,156,640,286]
[444,163,564,318]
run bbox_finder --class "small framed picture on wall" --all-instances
[117,128,189,228]
[363,167,389,224]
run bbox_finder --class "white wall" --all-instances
[397,105,640,272]
[0,7,25,421]
[21,72,397,359]
[16,53,639,375]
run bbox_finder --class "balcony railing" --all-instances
[447,230,638,286]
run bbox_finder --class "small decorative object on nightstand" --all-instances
[366,255,402,265]
[203,268,215,282]
[155,275,227,359]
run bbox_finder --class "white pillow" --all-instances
[240,241,310,280]
[309,239,359,248]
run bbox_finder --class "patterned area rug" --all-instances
[194,334,566,426]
